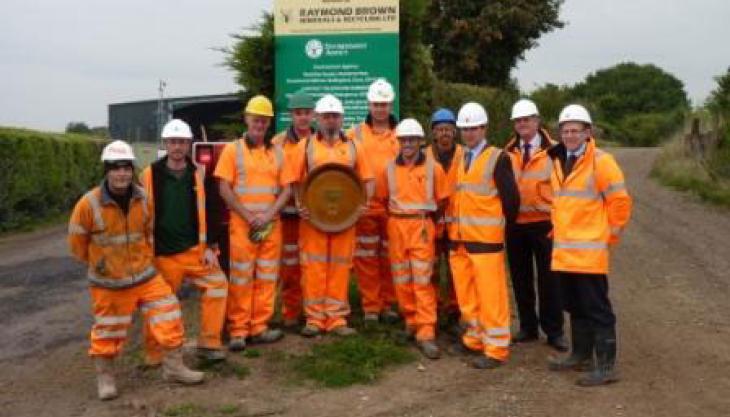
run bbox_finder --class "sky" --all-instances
[0,0,727,132]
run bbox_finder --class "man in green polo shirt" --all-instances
[140,119,229,365]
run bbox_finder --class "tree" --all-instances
[572,62,689,122]
[707,67,730,124]
[222,13,275,99]
[425,0,564,88]
[528,83,574,122]
[65,122,92,135]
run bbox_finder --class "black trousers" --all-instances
[506,221,564,338]
[559,272,616,328]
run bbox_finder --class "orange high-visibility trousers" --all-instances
[143,246,228,363]
[299,220,356,331]
[387,218,437,341]
[449,244,511,361]
[89,275,184,357]
[280,215,302,321]
[354,214,396,314]
[227,218,282,339]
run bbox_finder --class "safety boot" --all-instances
[381,308,400,324]
[196,347,226,362]
[228,337,247,352]
[250,328,284,344]
[162,348,205,385]
[548,318,594,372]
[300,325,321,338]
[94,357,118,401]
[417,340,441,360]
[576,326,619,387]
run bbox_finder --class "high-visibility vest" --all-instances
[348,121,399,213]
[385,155,437,214]
[68,185,158,289]
[550,139,632,274]
[505,129,557,224]
[304,135,357,173]
[224,138,284,212]
[448,146,506,244]
[273,128,311,216]
[140,162,208,252]
[426,144,464,234]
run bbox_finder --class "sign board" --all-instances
[274,0,400,132]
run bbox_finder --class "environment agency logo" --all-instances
[305,39,324,59]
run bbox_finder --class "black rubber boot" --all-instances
[576,326,619,387]
[548,318,594,371]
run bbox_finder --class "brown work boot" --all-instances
[162,348,205,385]
[94,357,118,401]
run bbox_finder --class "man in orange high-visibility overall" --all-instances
[272,91,316,329]
[425,108,463,333]
[347,78,399,324]
[547,104,632,387]
[448,102,520,369]
[68,140,203,401]
[504,99,567,352]
[140,119,228,366]
[286,94,374,337]
[381,118,451,359]
[215,95,292,351]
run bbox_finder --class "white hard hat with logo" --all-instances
[161,119,193,139]
[559,104,592,125]
[511,99,540,120]
[315,94,345,114]
[456,102,489,128]
[395,118,425,138]
[367,78,395,103]
[101,140,136,163]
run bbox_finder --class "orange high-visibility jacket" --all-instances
[284,132,374,184]
[448,146,507,244]
[347,119,399,213]
[140,159,208,254]
[426,144,464,234]
[549,139,632,274]
[214,137,285,213]
[505,128,558,224]
[273,128,311,216]
[68,184,157,289]
[383,152,450,215]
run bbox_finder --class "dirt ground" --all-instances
[1,147,729,417]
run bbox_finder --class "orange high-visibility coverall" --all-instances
[448,146,513,361]
[214,137,286,339]
[381,152,450,341]
[68,184,184,357]
[347,121,399,315]
[139,162,228,364]
[425,144,464,317]
[284,133,374,331]
[272,128,311,322]
[550,139,632,274]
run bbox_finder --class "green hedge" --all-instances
[0,127,105,231]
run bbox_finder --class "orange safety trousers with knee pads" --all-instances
[143,246,228,363]
[383,152,450,341]
[214,137,286,339]
[68,184,185,358]
[285,132,375,331]
[448,146,512,361]
[348,122,399,315]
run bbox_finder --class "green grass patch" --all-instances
[162,403,208,417]
[196,358,250,380]
[242,348,262,358]
[289,333,416,388]
[651,135,730,208]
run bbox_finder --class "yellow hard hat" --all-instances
[245,95,274,117]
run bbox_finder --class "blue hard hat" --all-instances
[431,108,456,127]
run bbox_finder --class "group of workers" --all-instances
[68,78,632,401]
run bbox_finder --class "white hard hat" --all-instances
[101,140,136,163]
[456,102,489,128]
[161,119,193,139]
[395,118,425,138]
[559,104,592,125]
[315,94,345,114]
[367,78,395,103]
[511,99,540,120]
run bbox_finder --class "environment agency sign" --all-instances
[274,0,400,131]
